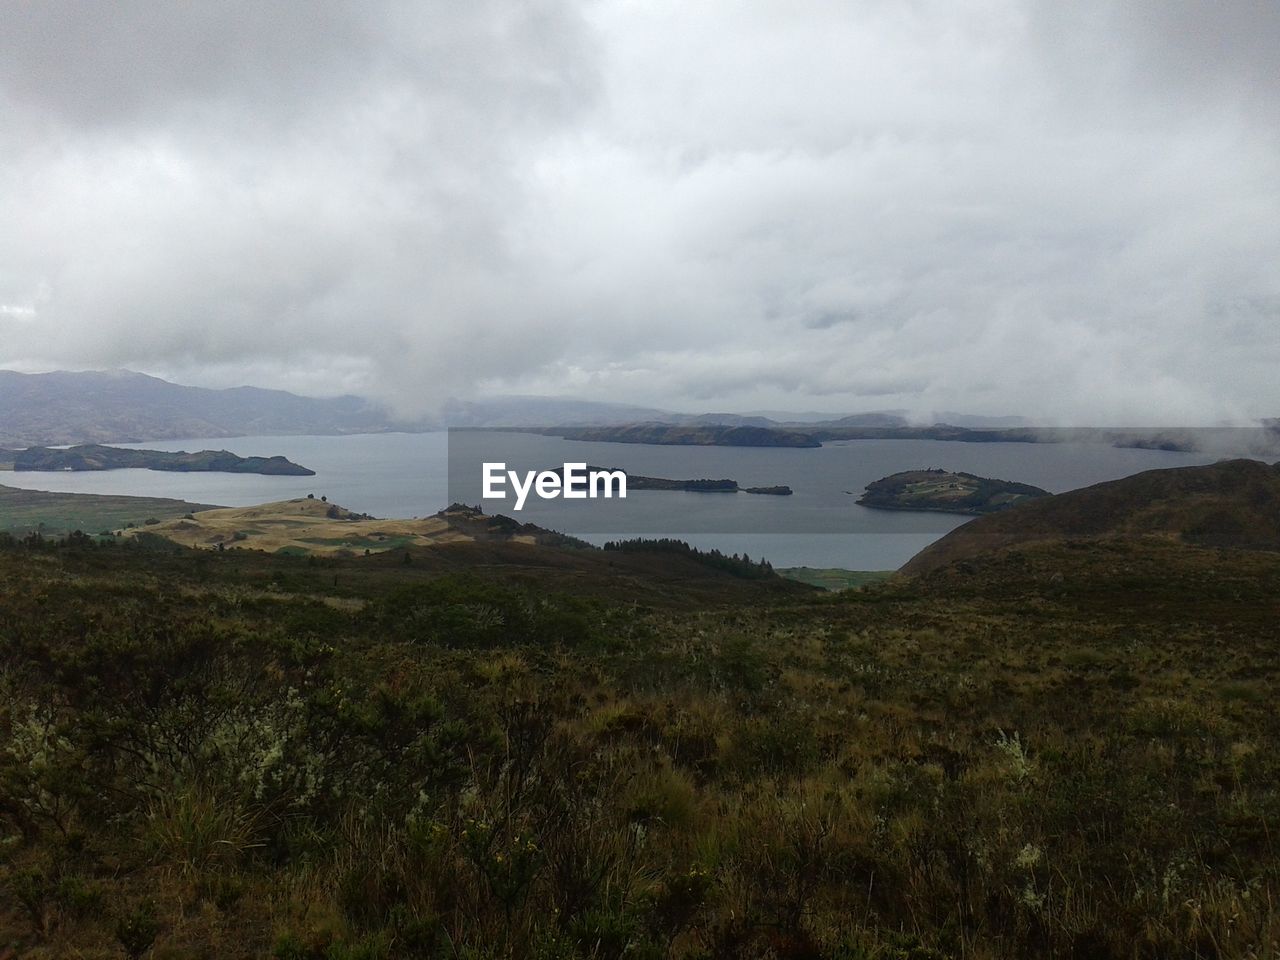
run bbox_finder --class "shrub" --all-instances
[145,786,265,877]
[115,901,160,958]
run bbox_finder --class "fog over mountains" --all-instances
[2,3,1277,422]
[0,370,393,447]
[0,369,960,448]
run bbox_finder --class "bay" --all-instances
[0,432,1216,569]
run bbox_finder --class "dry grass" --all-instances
[117,497,535,555]
[2,535,1279,958]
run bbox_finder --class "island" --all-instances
[499,422,1227,453]
[550,465,792,495]
[12,444,316,476]
[856,469,1049,515]
[530,424,822,448]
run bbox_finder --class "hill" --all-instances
[548,465,793,495]
[857,469,1049,514]
[531,423,822,447]
[0,484,218,536]
[902,458,1280,575]
[115,499,569,556]
[528,420,1280,454]
[2,517,1278,957]
[11,444,314,475]
[441,395,677,427]
[112,500,811,604]
[0,369,929,446]
[114,499,801,590]
[0,369,409,446]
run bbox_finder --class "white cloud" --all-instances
[0,0,1277,423]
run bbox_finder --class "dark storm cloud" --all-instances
[1,0,1277,423]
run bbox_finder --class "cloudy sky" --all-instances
[1,0,1277,423]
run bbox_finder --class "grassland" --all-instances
[777,567,894,591]
[0,484,217,537]
[116,497,482,555]
[112,499,608,557]
[2,529,1279,959]
[904,457,1280,574]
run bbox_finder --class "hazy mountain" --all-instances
[0,371,783,445]
[735,410,1029,428]
[812,412,911,428]
[737,409,897,423]
[440,395,675,428]
[446,402,917,430]
[927,412,1030,428]
[0,370,402,447]
[0,368,1016,446]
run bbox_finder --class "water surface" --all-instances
[1,432,1216,568]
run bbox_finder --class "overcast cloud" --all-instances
[1,0,1277,423]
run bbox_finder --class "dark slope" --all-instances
[901,458,1280,576]
[364,539,814,607]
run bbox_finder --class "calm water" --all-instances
[1,432,1216,569]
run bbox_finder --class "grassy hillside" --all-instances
[903,458,1280,575]
[116,500,613,558]
[0,484,218,536]
[1,530,1278,958]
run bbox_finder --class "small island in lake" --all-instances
[551,465,792,495]
[741,484,792,496]
[857,469,1049,515]
[12,444,316,476]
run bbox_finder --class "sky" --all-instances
[1,0,1278,424]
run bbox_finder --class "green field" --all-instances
[777,566,895,590]
[0,483,218,536]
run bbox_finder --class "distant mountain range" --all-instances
[530,424,824,448]
[6,368,1279,455]
[0,368,954,447]
[0,369,398,447]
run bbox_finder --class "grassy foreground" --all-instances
[1,534,1279,958]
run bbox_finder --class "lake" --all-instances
[0,431,1217,569]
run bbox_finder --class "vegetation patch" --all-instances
[1,532,1278,957]
[857,468,1049,514]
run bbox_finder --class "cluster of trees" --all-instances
[602,538,775,578]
